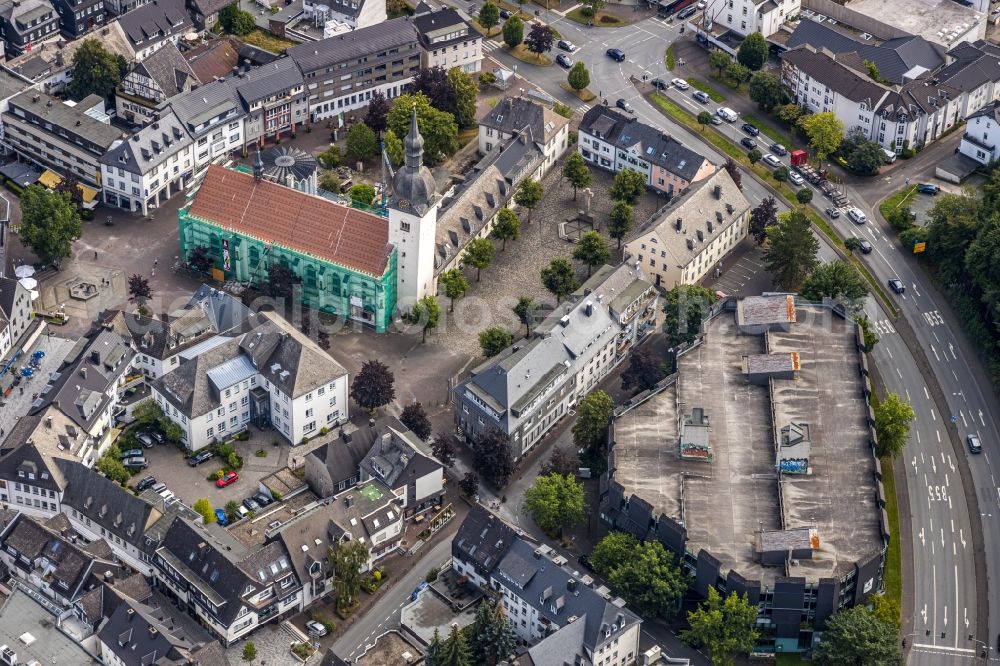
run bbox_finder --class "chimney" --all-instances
[713,184,722,199]
[104,570,115,584]
[126,608,135,621]
[148,626,158,637]
[344,495,353,508]
[567,578,577,592]
[584,301,593,316]
[381,432,392,450]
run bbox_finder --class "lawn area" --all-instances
[880,454,903,619]
[507,43,553,66]
[566,7,624,25]
[709,72,746,93]
[471,18,500,37]
[879,185,917,221]
[240,29,298,53]
[687,77,726,103]
[560,83,596,102]
[743,113,795,149]
[665,44,676,71]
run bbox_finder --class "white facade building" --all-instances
[478,96,570,178]
[702,0,798,37]
[960,100,1000,163]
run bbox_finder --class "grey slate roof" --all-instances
[308,428,373,491]
[579,105,709,183]
[7,90,125,149]
[782,45,889,105]
[287,17,418,71]
[413,6,481,50]
[100,109,192,174]
[234,57,303,106]
[275,505,339,583]
[97,599,196,666]
[131,42,200,98]
[480,96,568,148]
[968,99,1000,123]
[452,505,517,578]
[117,0,192,49]
[167,78,243,135]
[325,479,403,542]
[358,417,442,492]
[937,40,1000,93]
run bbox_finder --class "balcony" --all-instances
[962,132,996,152]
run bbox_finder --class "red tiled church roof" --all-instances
[188,165,393,277]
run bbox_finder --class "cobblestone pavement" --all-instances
[0,334,76,446]
[225,622,321,666]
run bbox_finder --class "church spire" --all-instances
[253,149,264,182]
[391,105,436,213]
[404,105,423,170]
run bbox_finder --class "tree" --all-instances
[188,245,214,272]
[562,152,591,199]
[400,402,433,440]
[54,173,83,206]
[241,641,257,663]
[801,260,868,306]
[439,268,469,312]
[318,146,341,169]
[723,158,742,190]
[775,102,803,125]
[591,532,637,575]
[680,587,760,666]
[736,32,768,71]
[709,49,731,77]
[459,472,479,496]
[463,237,495,281]
[697,110,713,131]
[796,187,813,205]
[608,201,633,248]
[525,23,554,60]
[350,359,396,413]
[97,452,131,485]
[491,207,520,250]
[387,93,459,164]
[725,60,751,85]
[439,624,473,666]
[329,539,370,610]
[540,445,579,476]
[799,112,844,162]
[474,429,516,488]
[364,90,390,135]
[68,39,124,101]
[128,274,152,306]
[874,392,915,458]
[430,432,457,468]
[583,0,605,13]
[411,295,441,342]
[219,2,255,34]
[603,539,688,619]
[553,102,573,118]
[513,296,540,335]
[843,136,887,174]
[524,473,586,537]
[319,170,342,194]
[346,122,378,161]
[514,177,543,222]
[609,168,646,203]
[541,258,580,303]
[131,400,163,426]
[479,326,513,357]
[872,594,900,630]
[469,602,517,666]
[18,186,81,265]
[763,210,820,291]
[663,284,716,347]
[478,1,500,34]
[748,71,787,110]
[193,498,216,524]
[447,67,479,128]
[567,61,591,91]
[264,262,299,299]
[225,500,242,522]
[572,390,613,453]
[813,607,902,666]
[349,183,376,206]
[573,231,611,276]
[845,237,863,255]
[748,196,777,245]
[747,148,762,165]
[502,16,524,49]
[426,629,445,666]
[383,129,404,167]
[621,346,666,392]
[772,165,789,182]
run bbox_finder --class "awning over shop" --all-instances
[39,169,99,207]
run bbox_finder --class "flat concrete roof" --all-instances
[846,0,983,46]
[400,590,476,646]
[356,631,423,666]
[612,303,882,585]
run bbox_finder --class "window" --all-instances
[329,395,336,407]
[207,427,214,437]
[305,408,314,418]
[400,221,410,232]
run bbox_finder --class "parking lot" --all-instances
[706,240,774,298]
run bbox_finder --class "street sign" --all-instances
[913,242,926,253]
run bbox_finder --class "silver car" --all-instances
[761,154,781,168]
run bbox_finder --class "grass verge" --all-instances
[708,72,746,93]
[743,113,795,149]
[560,83,596,102]
[471,19,499,37]
[648,92,896,313]
[566,7,624,25]
[240,29,298,53]
[508,43,552,66]
[880,453,902,620]
[687,77,725,103]
[879,185,917,220]
[665,44,676,71]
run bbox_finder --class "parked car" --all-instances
[145,430,165,444]
[716,107,738,122]
[306,620,329,638]
[243,497,261,512]
[650,77,668,90]
[761,154,781,168]
[770,143,788,156]
[888,277,905,294]
[616,98,634,113]
[740,137,757,149]
[741,122,759,136]
[917,183,940,195]
[968,434,983,454]
[556,54,573,68]
[136,433,155,448]
[119,448,143,460]
[216,471,239,488]
[847,207,867,225]
[136,476,157,492]
[150,482,167,494]
[671,77,689,90]
[499,8,511,18]
[788,172,804,186]
[859,239,873,254]
[557,39,577,52]
[113,409,135,426]
[709,115,723,125]
[411,581,429,601]
[692,90,710,103]
[606,48,626,62]
[825,206,841,219]
[677,4,697,18]
[188,450,215,467]
[123,456,148,470]
[253,491,274,507]
[215,508,229,526]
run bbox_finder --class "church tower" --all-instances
[388,107,439,310]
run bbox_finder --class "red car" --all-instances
[216,471,239,488]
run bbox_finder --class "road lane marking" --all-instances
[931,345,940,361]
[925,386,931,400]
[931,408,937,421]
[912,644,975,653]
[896,367,902,378]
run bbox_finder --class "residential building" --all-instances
[233,57,308,148]
[50,0,104,39]
[0,68,29,145]
[358,417,444,517]
[271,504,339,607]
[0,276,33,360]
[578,106,715,196]
[451,507,642,666]
[152,518,301,645]
[151,310,349,449]
[325,481,405,569]
[165,79,245,179]
[2,91,126,187]
[454,264,656,456]
[305,428,385,498]
[414,5,482,73]
[287,18,421,124]
[822,0,985,51]
[97,599,207,666]
[99,109,194,215]
[960,99,1000,163]
[934,39,1000,118]
[0,0,59,56]
[179,164,396,331]
[478,96,569,177]
[624,168,749,289]
[701,0,799,37]
[301,0,385,29]
[115,43,200,126]
[0,588,101,664]
[181,36,240,81]
[117,0,192,61]
[72,572,154,636]
[0,424,73,518]
[185,0,229,29]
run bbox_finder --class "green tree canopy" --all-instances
[620,346,666,392]
[749,196,777,245]
[607,201,633,248]
[68,39,125,101]
[447,67,479,128]
[593,535,688,619]
[841,131,887,174]
[346,122,378,161]
[737,32,768,70]
[491,207,521,250]
[384,129,404,167]
[800,261,868,307]
[474,429,516,487]
[763,209,820,290]
[513,296,541,335]
[796,187,813,205]
[591,532,638,574]
[723,157,742,190]
[524,473,586,537]
[680,587,760,666]
[19,185,82,266]
[844,237,863,255]
[400,402,433,440]
[478,1,500,33]
[747,148,762,165]
[609,168,646,203]
[463,237,495,281]
[874,392,915,458]
[525,22,554,58]
[387,93,459,164]
[572,390,613,453]
[663,284,716,347]
[329,539,370,610]
[411,295,441,342]
[502,16,524,48]
[242,640,257,663]
[468,602,517,666]
[813,606,902,666]
[219,3,255,34]
[799,112,844,161]
[709,49,731,77]
[193,498,216,524]
[562,151,591,198]
[775,103,803,125]
[748,71,787,110]
[439,268,469,311]
[725,60,751,85]
[568,61,590,91]
[349,183,376,205]
[514,177,543,222]
[541,257,580,302]
[572,231,611,275]
[697,110,713,130]
[479,326,514,357]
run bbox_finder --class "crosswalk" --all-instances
[872,319,896,336]
[923,310,944,327]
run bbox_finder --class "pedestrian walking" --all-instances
[94,251,98,260]
[153,258,158,267]
[905,177,910,186]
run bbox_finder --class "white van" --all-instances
[716,107,738,122]
[881,147,897,164]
